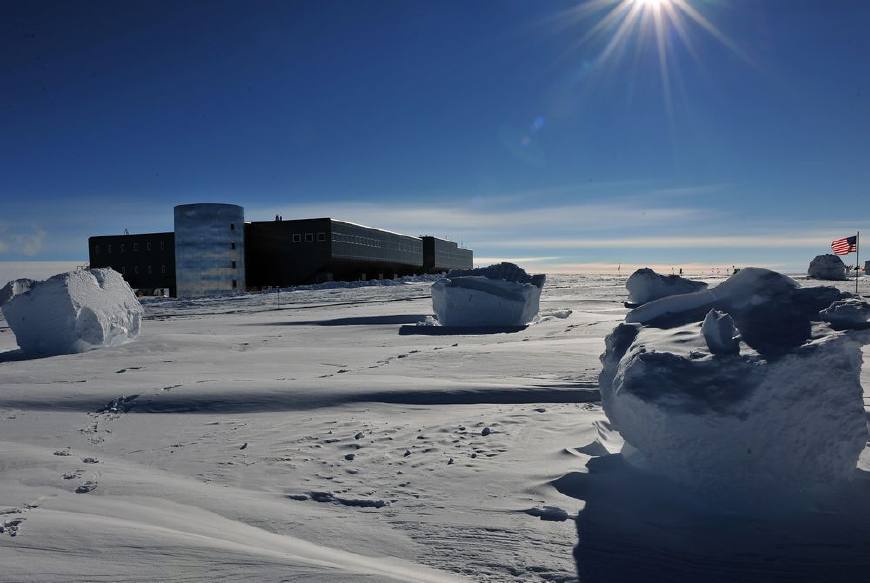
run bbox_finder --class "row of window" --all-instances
[291,232,327,243]
[117,263,238,275]
[331,231,421,254]
[119,265,169,275]
[94,240,167,255]
[95,240,238,254]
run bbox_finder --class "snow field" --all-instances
[1,272,869,582]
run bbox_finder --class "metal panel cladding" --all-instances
[174,203,245,298]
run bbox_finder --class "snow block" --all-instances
[626,268,846,357]
[446,262,546,287]
[0,268,143,356]
[599,325,868,493]
[701,309,739,355]
[625,268,707,305]
[807,254,847,281]
[820,298,870,329]
[601,268,869,495]
[431,263,545,327]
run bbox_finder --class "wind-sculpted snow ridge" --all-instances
[625,268,707,305]
[600,267,869,499]
[446,262,546,288]
[820,297,870,329]
[431,263,545,327]
[0,268,142,356]
[808,253,848,281]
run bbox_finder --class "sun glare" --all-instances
[558,0,749,112]
[632,0,670,8]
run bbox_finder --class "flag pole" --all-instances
[857,231,860,295]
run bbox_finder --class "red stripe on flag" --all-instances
[831,236,857,255]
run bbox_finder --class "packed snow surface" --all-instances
[808,254,848,281]
[1,269,868,582]
[625,268,707,304]
[603,268,869,498]
[431,263,545,327]
[0,268,142,356]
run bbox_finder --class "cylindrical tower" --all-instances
[174,203,245,298]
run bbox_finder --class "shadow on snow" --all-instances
[254,314,431,326]
[560,453,870,583]
[0,386,601,414]
[398,325,527,336]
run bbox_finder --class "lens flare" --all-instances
[555,0,750,113]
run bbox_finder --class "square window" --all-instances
[132,242,138,251]
[230,223,235,231]
[231,260,237,269]
[231,242,236,250]
[146,241,152,251]
[316,232,326,242]
[232,279,237,289]
[304,233,314,243]
[160,241,165,251]
[161,265,166,274]
[292,234,302,243]
[120,243,126,253]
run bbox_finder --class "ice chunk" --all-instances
[625,268,707,304]
[599,321,869,494]
[626,267,845,357]
[0,278,35,307]
[820,298,870,329]
[807,254,847,281]
[446,262,545,287]
[600,269,869,495]
[701,309,739,355]
[1,268,143,356]
[431,263,545,327]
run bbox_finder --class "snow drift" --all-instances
[625,267,841,356]
[808,254,848,281]
[431,263,545,327]
[600,267,868,496]
[625,268,707,305]
[0,268,143,356]
[820,297,870,329]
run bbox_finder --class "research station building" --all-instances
[88,203,473,298]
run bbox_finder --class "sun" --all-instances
[557,0,748,111]
[632,0,670,8]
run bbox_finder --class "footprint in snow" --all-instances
[0,517,25,537]
[75,481,98,494]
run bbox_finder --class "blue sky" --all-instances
[2,0,868,273]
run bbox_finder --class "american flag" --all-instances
[831,235,857,255]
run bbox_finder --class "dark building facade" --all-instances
[88,232,176,295]
[88,204,473,296]
[422,236,474,273]
[245,218,425,288]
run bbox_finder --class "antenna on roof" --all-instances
[124,228,129,235]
